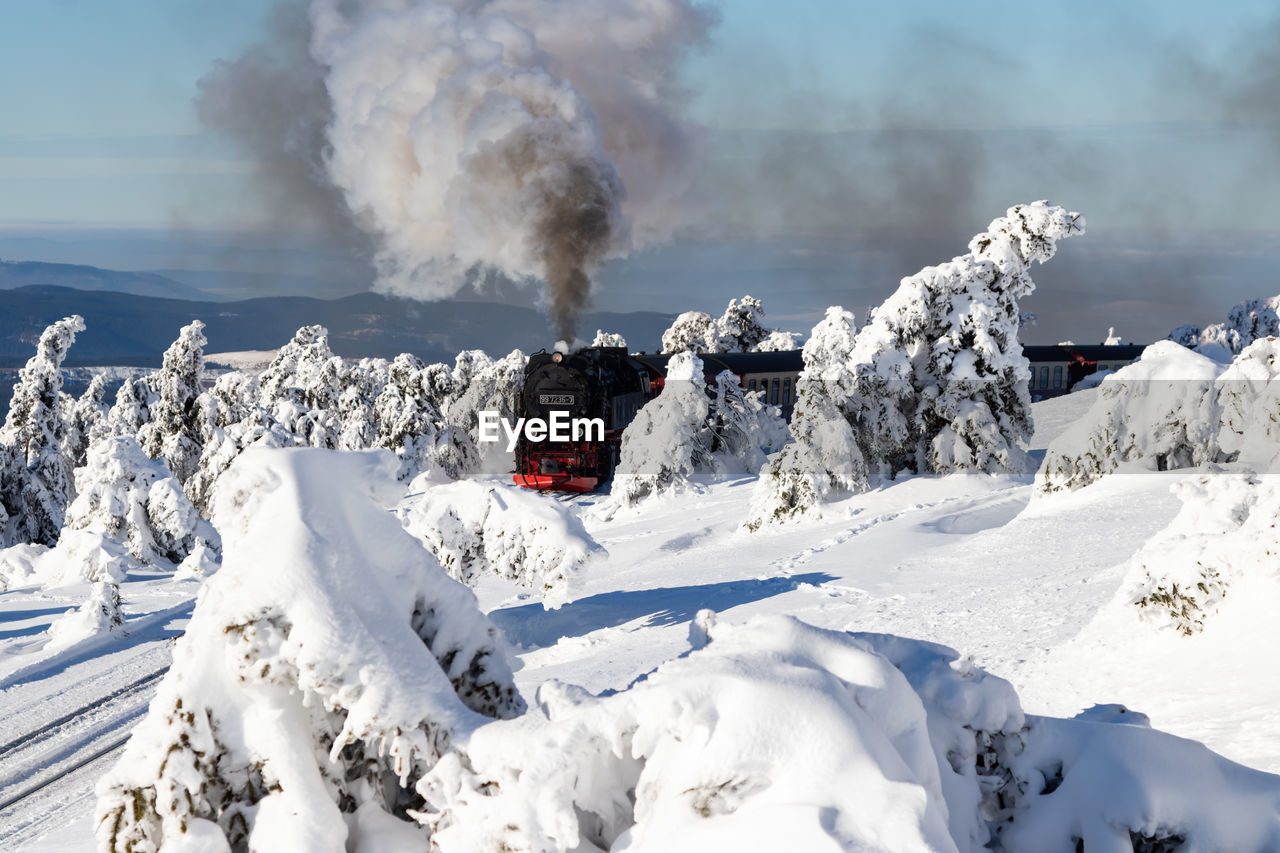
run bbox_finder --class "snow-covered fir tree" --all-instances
[337,357,388,451]
[257,325,344,449]
[1037,341,1223,493]
[612,351,718,506]
[708,369,788,474]
[712,295,770,352]
[447,349,525,465]
[1167,293,1280,358]
[0,315,85,546]
[67,434,218,568]
[95,449,524,853]
[755,329,801,351]
[45,579,124,651]
[102,376,155,440]
[850,200,1084,476]
[138,320,208,485]
[63,373,109,471]
[591,329,627,348]
[375,354,478,481]
[747,307,868,529]
[660,310,716,353]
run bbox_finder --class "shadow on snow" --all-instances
[490,572,837,650]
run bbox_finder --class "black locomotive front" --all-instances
[513,346,652,491]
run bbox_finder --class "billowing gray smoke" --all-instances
[303,0,712,341]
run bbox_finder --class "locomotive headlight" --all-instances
[552,352,563,363]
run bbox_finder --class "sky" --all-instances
[1,0,1278,343]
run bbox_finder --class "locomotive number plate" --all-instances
[539,394,575,405]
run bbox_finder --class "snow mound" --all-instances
[96,448,524,853]
[421,613,1280,853]
[398,477,603,607]
[1037,341,1224,492]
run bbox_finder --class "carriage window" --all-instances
[782,378,792,405]
[748,378,757,392]
[771,378,780,404]
[1039,366,1049,388]
[1053,365,1063,388]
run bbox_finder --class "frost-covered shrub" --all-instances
[95,449,524,853]
[420,614,961,852]
[1214,336,1280,468]
[0,315,85,546]
[68,434,218,569]
[45,579,124,651]
[1122,472,1274,635]
[591,329,627,348]
[398,478,602,607]
[747,307,868,529]
[851,201,1083,477]
[138,320,208,484]
[1037,342,1224,493]
[612,351,717,505]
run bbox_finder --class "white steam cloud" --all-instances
[308,0,713,341]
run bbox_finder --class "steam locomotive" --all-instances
[512,346,806,492]
[512,346,652,491]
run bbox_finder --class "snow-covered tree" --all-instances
[257,325,343,449]
[850,200,1084,476]
[138,320,208,484]
[713,294,770,352]
[755,329,800,351]
[337,357,388,451]
[398,479,602,606]
[102,376,155,440]
[708,369,787,474]
[660,310,716,354]
[748,308,868,529]
[591,329,627,348]
[375,354,478,481]
[67,434,218,568]
[0,315,85,546]
[1037,341,1223,493]
[45,579,124,651]
[446,349,525,467]
[95,449,524,853]
[64,373,109,470]
[612,351,718,506]
[1167,294,1280,359]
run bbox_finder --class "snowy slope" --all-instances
[3,388,1278,849]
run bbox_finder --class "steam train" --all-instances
[512,347,653,491]
[511,347,804,492]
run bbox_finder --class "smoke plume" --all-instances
[305,0,713,340]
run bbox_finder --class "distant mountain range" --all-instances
[0,284,674,370]
[0,260,216,301]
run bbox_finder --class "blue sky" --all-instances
[1,1,1278,342]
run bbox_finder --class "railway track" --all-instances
[0,665,168,833]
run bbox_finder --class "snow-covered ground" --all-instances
[2,387,1276,849]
